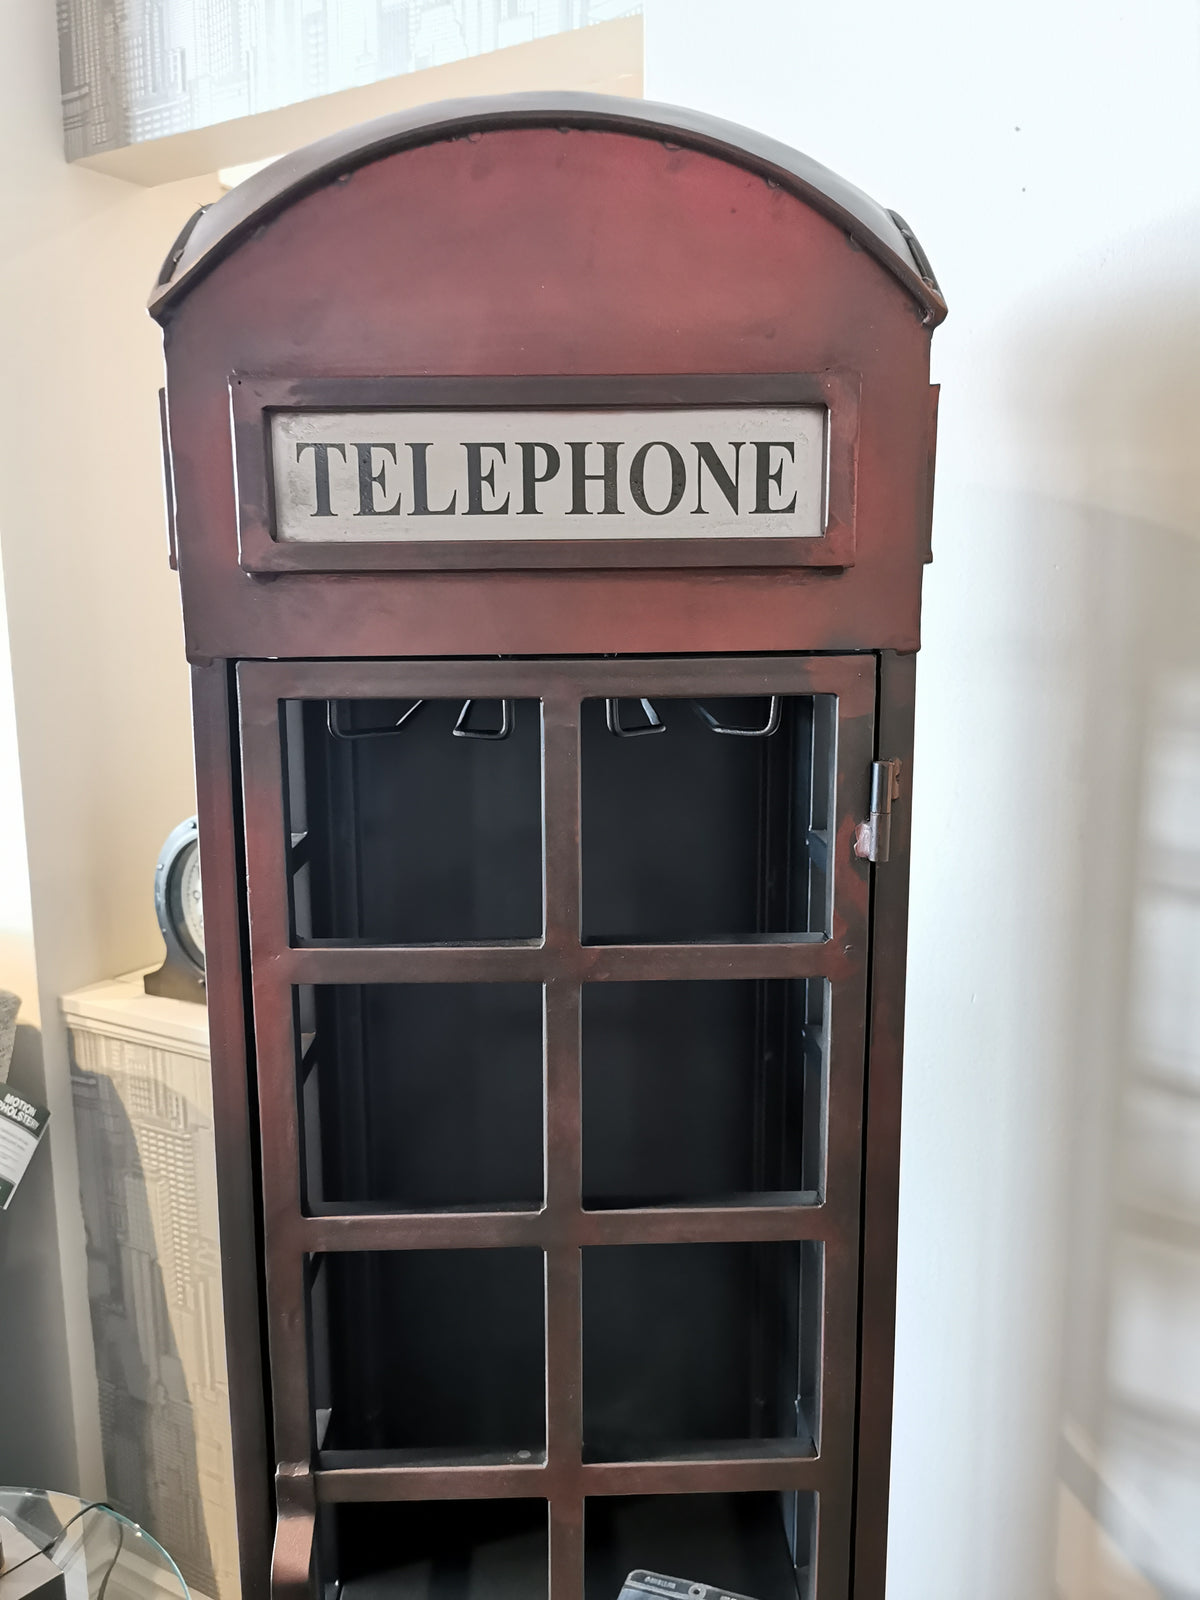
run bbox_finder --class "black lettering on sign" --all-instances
[353,442,402,515]
[753,440,798,514]
[272,408,825,543]
[629,441,686,516]
[692,441,743,514]
[517,442,561,515]
[464,442,510,515]
[296,441,347,517]
[566,441,622,515]
[408,442,457,516]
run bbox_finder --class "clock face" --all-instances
[169,839,204,968]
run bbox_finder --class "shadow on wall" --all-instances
[71,1066,216,1597]
[0,1022,79,1490]
[1045,221,1200,1599]
[894,206,1200,1600]
[1057,510,1200,1600]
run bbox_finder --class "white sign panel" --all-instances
[270,408,826,542]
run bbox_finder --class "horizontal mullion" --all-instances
[295,1201,839,1254]
[315,1459,832,1504]
[586,1435,815,1467]
[578,1199,833,1245]
[578,938,846,983]
[266,938,848,987]
[238,654,873,707]
[278,940,549,985]
[580,1455,826,1497]
[314,1459,549,1503]
[299,1209,546,1252]
[314,1450,830,1504]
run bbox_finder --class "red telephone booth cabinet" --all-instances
[150,92,945,1600]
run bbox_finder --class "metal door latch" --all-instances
[854,759,903,863]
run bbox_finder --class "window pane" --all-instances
[284,696,543,942]
[581,695,834,943]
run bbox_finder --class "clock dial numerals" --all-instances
[168,839,204,968]
[180,845,204,955]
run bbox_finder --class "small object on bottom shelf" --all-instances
[620,1572,760,1600]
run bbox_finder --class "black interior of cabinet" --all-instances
[290,698,544,943]
[329,1500,548,1600]
[581,695,833,943]
[299,982,544,1212]
[288,681,835,1597]
[582,979,827,1208]
[321,1495,812,1600]
[288,692,834,948]
[585,1493,814,1600]
[582,1243,822,1462]
[312,1249,546,1458]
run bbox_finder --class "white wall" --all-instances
[645,3,1200,1596]
[0,559,37,1014]
[0,0,219,1493]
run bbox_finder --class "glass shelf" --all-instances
[0,1488,188,1600]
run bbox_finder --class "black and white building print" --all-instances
[59,0,641,160]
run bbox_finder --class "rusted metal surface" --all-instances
[158,116,935,662]
[149,95,945,326]
[270,1465,314,1600]
[234,654,874,1597]
[160,94,944,1600]
[851,652,919,1600]
[854,759,903,864]
[189,662,272,1600]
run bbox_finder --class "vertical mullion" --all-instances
[549,1498,585,1600]
[541,689,581,962]
[544,984,583,1462]
[824,672,875,1218]
[542,692,584,1600]
[238,666,313,1469]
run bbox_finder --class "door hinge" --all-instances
[854,758,903,864]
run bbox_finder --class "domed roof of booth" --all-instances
[149,91,946,327]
